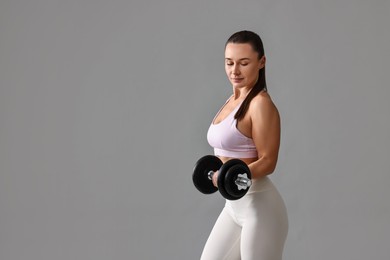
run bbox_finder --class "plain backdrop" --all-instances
[1,0,390,259]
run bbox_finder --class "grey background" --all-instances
[1,0,389,259]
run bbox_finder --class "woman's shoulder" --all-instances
[249,90,279,117]
[250,90,274,108]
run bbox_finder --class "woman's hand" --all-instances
[212,171,219,187]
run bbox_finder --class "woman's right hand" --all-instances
[212,170,219,187]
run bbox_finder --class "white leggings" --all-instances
[200,177,288,260]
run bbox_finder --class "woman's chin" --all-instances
[232,83,246,89]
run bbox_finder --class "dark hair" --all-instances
[225,30,267,121]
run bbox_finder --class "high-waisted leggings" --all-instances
[200,177,288,260]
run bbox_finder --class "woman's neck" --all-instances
[232,86,252,101]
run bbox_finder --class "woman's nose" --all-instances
[232,65,240,75]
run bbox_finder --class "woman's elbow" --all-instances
[264,155,278,174]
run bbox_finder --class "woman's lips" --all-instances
[232,78,243,82]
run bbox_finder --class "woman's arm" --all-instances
[248,94,281,179]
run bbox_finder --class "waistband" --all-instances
[246,176,274,194]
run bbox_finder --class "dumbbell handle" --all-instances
[207,171,252,190]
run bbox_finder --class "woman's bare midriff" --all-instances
[218,156,257,165]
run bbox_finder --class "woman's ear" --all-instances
[259,55,266,69]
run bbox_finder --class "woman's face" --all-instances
[224,43,265,89]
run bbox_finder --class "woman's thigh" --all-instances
[240,189,289,260]
[200,208,242,260]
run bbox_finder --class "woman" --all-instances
[201,31,288,260]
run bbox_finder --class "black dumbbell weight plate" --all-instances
[192,155,222,194]
[224,164,251,200]
[217,159,244,200]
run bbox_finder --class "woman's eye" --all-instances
[241,63,249,66]
[226,63,233,66]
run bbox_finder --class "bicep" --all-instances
[251,99,281,160]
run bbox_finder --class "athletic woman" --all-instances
[200,30,288,260]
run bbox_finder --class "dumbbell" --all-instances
[192,155,252,200]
